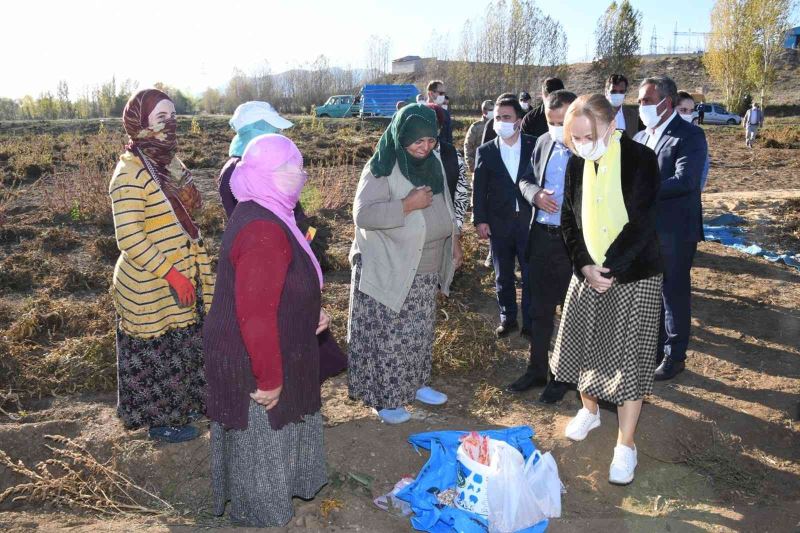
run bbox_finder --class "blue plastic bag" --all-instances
[395,426,549,533]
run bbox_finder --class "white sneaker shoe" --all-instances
[609,444,637,485]
[564,407,600,441]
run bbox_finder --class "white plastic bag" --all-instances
[486,442,543,533]
[524,450,563,519]
[455,441,498,516]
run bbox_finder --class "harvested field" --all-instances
[0,116,798,532]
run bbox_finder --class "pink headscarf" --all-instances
[230,134,323,287]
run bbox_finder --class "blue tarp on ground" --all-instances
[703,214,800,271]
[395,426,549,533]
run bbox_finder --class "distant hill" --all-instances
[391,50,799,112]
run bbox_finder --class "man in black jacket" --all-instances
[508,90,577,402]
[482,78,565,145]
[473,94,536,338]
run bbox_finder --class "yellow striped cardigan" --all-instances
[109,152,214,339]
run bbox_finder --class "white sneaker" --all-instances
[609,444,637,485]
[564,407,600,441]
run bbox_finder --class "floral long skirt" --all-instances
[347,256,439,409]
[115,294,206,429]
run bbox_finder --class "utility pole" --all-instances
[672,21,678,54]
[649,25,659,55]
[673,26,711,54]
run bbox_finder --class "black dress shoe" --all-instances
[495,321,519,338]
[654,357,686,381]
[538,381,569,404]
[519,326,532,340]
[506,372,547,392]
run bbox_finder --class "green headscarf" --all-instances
[368,104,444,194]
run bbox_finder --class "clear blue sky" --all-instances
[0,0,725,99]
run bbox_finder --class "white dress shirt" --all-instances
[646,111,678,150]
[499,135,521,211]
[615,107,626,132]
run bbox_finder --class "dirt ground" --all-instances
[0,117,798,532]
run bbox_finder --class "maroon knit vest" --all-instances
[203,201,321,430]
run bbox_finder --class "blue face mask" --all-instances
[229,120,281,157]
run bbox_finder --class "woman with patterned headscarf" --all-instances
[347,104,458,425]
[204,134,329,526]
[109,89,214,443]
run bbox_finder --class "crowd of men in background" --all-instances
[417,73,712,404]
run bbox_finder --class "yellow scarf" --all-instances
[581,130,628,265]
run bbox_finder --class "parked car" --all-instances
[696,103,742,125]
[315,95,358,118]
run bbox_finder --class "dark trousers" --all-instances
[659,237,698,362]
[528,223,573,378]
[489,214,532,329]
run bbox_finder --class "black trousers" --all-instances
[528,223,573,379]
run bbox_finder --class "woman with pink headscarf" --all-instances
[203,134,329,526]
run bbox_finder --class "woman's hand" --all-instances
[250,386,282,411]
[452,237,464,270]
[403,186,433,214]
[164,267,196,307]
[316,309,330,335]
[580,265,614,293]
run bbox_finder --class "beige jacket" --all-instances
[349,155,456,313]
[464,118,488,172]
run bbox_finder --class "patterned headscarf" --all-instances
[122,89,202,239]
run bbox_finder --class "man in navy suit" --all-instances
[473,93,537,339]
[634,76,708,381]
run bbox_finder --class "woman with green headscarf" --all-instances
[348,104,459,425]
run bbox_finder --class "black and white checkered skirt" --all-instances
[550,274,663,405]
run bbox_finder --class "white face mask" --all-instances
[548,125,564,144]
[607,93,625,107]
[486,110,494,120]
[520,101,530,111]
[639,97,667,129]
[679,113,693,123]
[494,119,517,139]
[435,94,446,105]
[573,124,613,161]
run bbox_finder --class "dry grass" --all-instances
[0,297,115,402]
[677,422,766,498]
[761,125,800,149]
[0,435,174,516]
[470,381,507,418]
[432,298,500,373]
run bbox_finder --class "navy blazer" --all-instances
[633,113,707,243]
[472,134,537,235]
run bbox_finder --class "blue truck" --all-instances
[315,84,420,118]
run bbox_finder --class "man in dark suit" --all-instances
[605,73,645,138]
[473,93,537,339]
[507,90,577,403]
[634,76,708,381]
[481,78,565,145]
